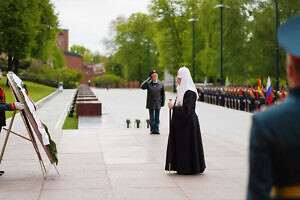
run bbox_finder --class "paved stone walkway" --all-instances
[0,90,74,199]
[0,88,253,200]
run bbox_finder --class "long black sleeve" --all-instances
[172,91,196,128]
[140,77,151,90]
[161,84,165,107]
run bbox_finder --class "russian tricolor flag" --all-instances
[266,76,273,104]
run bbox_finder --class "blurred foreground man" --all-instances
[248,16,300,200]
[140,70,165,134]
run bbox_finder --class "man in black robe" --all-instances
[165,66,206,174]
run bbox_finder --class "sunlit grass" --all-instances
[0,77,56,119]
[62,105,78,129]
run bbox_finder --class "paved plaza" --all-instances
[0,88,253,200]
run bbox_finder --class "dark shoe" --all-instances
[0,171,4,176]
[156,132,160,135]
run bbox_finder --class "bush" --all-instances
[19,65,83,88]
[56,68,83,88]
[91,73,125,85]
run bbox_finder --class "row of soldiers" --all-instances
[197,85,287,112]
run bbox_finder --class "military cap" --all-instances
[149,70,159,77]
[278,16,300,58]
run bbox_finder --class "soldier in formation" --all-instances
[197,85,287,112]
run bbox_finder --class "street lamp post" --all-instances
[214,1,230,85]
[275,0,279,91]
[189,17,198,82]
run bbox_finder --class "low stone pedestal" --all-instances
[76,101,102,116]
[76,84,102,117]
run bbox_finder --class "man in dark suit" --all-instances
[140,70,165,134]
[248,16,300,200]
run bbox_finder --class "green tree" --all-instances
[70,45,94,63]
[193,0,220,83]
[103,56,123,77]
[50,42,66,69]
[92,52,104,63]
[70,45,105,64]
[0,0,39,74]
[112,13,159,82]
[221,0,248,84]
[246,0,300,85]
[106,0,300,85]
[0,0,58,75]
[150,0,189,77]
[31,0,59,61]
[70,45,89,56]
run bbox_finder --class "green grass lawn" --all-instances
[0,77,57,119]
[62,105,78,129]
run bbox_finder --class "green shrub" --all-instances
[91,73,125,84]
[56,68,83,88]
[19,65,83,88]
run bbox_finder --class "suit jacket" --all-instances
[248,88,300,200]
[140,78,165,109]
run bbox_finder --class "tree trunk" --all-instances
[13,59,19,75]
[6,55,13,86]
[7,55,13,71]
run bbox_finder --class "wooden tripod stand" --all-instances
[0,111,47,176]
[0,72,60,177]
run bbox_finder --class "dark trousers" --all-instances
[149,109,160,133]
[239,97,245,110]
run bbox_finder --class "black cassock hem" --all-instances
[165,90,206,176]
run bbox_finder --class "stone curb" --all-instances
[35,90,60,109]
[54,90,77,131]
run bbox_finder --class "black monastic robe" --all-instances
[165,90,206,174]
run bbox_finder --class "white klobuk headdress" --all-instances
[176,66,199,115]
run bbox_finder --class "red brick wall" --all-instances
[56,30,69,52]
[64,54,83,72]
[55,29,99,85]
[81,67,96,84]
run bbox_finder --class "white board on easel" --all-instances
[0,72,58,176]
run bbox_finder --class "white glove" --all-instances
[14,102,25,110]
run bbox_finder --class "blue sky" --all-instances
[51,0,150,54]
